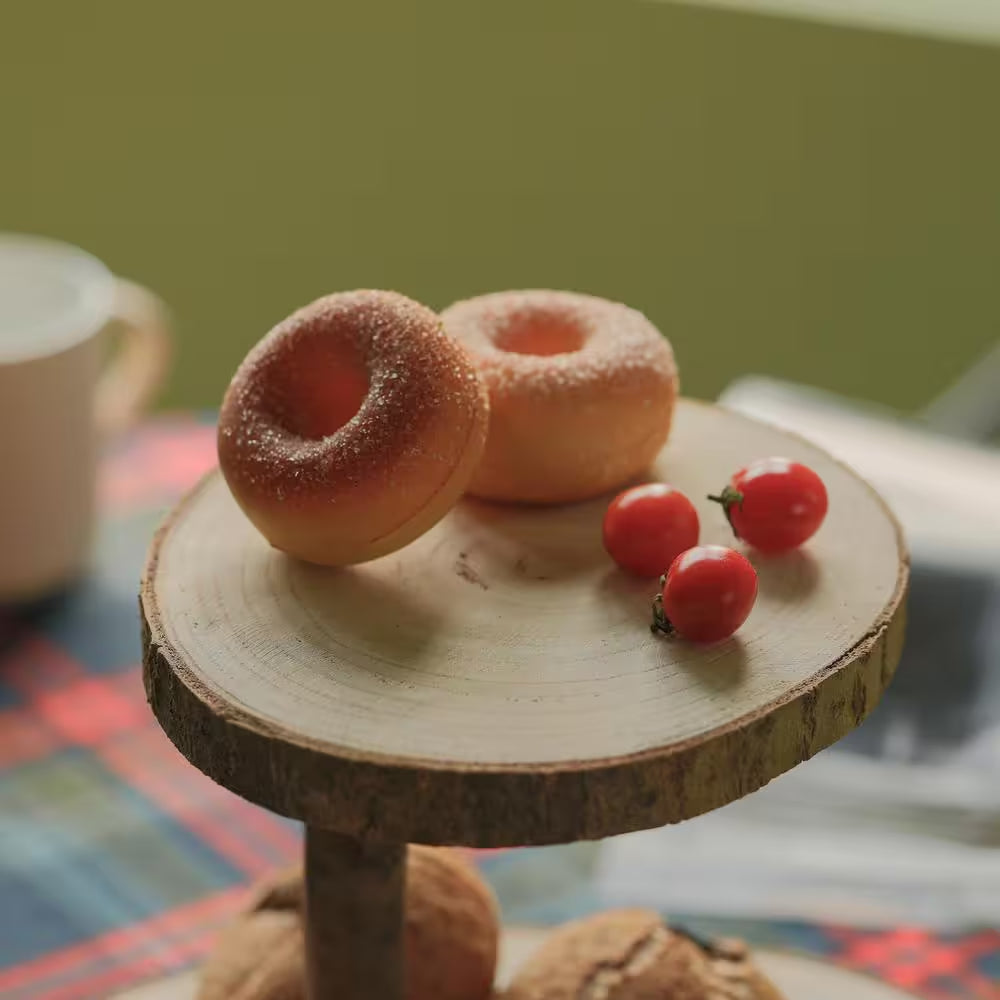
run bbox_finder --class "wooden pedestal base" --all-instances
[116,925,919,1000]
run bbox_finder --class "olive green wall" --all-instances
[5,1,998,411]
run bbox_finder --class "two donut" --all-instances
[219,288,677,565]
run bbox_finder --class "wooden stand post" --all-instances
[304,829,406,1000]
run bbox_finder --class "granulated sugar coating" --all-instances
[441,290,678,503]
[218,290,489,566]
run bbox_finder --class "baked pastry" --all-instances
[502,909,787,1000]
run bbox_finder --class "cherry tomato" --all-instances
[709,458,828,554]
[652,545,757,642]
[603,483,700,578]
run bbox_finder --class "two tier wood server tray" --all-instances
[140,401,908,999]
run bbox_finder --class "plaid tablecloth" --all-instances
[0,415,997,1000]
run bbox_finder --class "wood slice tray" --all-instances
[142,399,906,847]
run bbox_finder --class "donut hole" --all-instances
[265,336,370,440]
[494,311,585,357]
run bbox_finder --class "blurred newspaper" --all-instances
[598,751,1000,929]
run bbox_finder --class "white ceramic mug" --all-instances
[0,234,171,602]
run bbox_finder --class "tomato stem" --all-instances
[650,592,675,637]
[707,485,744,539]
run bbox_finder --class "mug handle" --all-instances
[94,278,172,438]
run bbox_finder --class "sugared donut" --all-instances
[218,290,489,566]
[440,290,678,504]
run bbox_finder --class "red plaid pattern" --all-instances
[0,888,245,1000]
[832,927,1000,999]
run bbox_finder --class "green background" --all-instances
[4,1,998,411]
